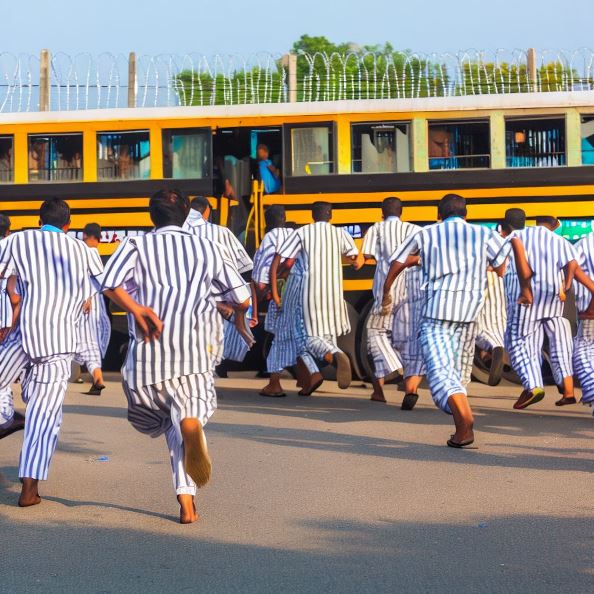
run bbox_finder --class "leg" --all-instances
[506,314,546,409]
[18,356,71,506]
[74,314,105,395]
[367,327,401,403]
[420,320,475,446]
[306,334,351,390]
[574,320,594,405]
[0,333,29,435]
[260,372,286,397]
[543,317,576,406]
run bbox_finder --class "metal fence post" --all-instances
[527,48,538,92]
[39,49,50,111]
[282,53,298,102]
[128,52,137,108]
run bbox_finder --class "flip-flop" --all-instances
[85,382,105,396]
[513,388,545,410]
[299,375,324,397]
[447,436,475,448]
[259,391,287,398]
[555,396,577,406]
[401,393,419,411]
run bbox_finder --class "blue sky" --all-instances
[2,0,591,56]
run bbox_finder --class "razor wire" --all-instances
[1,49,593,112]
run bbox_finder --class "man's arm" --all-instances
[509,236,533,305]
[104,287,163,342]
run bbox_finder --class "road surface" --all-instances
[1,374,593,593]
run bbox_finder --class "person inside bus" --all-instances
[428,127,452,170]
[256,144,281,194]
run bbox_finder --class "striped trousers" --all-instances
[420,319,476,413]
[475,273,506,351]
[505,315,573,390]
[0,332,71,480]
[367,326,402,379]
[74,302,111,375]
[0,386,14,428]
[222,319,253,363]
[392,294,425,379]
[123,372,216,497]
[574,319,594,406]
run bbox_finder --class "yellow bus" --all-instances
[1,91,593,376]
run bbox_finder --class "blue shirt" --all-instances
[41,224,63,233]
[258,159,281,194]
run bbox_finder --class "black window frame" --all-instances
[427,119,491,171]
[96,129,151,181]
[283,122,336,177]
[0,135,14,183]
[27,132,84,182]
[162,126,213,180]
[351,121,412,174]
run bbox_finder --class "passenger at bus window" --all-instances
[428,127,452,170]
[0,146,11,180]
[29,141,47,180]
[256,144,281,194]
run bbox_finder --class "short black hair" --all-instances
[312,201,332,222]
[0,214,10,238]
[503,208,526,232]
[40,197,70,228]
[189,196,212,214]
[382,196,402,218]
[149,189,190,229]
[438,194,467,220]
[536,215,559,229]
[83,222,102,241]
[264,204,286,231]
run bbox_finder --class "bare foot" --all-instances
[181,418,212,488]
[178,494,199,524]
[18,478,41,507]
[370,392,387,403]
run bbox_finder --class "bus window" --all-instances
[428,120,490,170]
[581,116,594,165]
[288,124,334,176]
[162,128,211,179]
[28,133,83,182]
[505,117,566,168]
[97,131,150,180]
[0,136,13,183]
[351,122,411,173]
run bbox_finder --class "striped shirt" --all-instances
[278,221,358,336]
[362,217,421,314]
[392,217,507,323]
[573,232,594,313]
[504,226,576,320]
[0,229,102,358]
[0,236,10,328]
[252,227,293,285]
[101,226,250,388]
[183,210,253,273]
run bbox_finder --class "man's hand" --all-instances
[517,286,534,306]
[131,305,163,342]
[82,298,93,314]
[0,327,11,344]
[380,292,393,316]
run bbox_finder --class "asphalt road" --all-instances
[1,374,593,594]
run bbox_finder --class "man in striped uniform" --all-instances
[253,205,294,397]
[383,195,508,448]
[501,209,579,409]
[0,198,103,507]
[361,197,422,406]
[74,223,111,396]
[102,190,250,524]
[474,269,507,386]
[183,196,255,368]
[276,202,362,394]
[572,231,594,410]
[0,213,25,440]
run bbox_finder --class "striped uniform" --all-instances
[74,245,111,375]
[572,232,594,406]
[504,226,576,391]
[101,226,250,496]
[0,236,14,427]
[0,228,101,479]
[393,218,507,412]
[278,221,358,364]
[363,217,420,379]
[183,211,253,364]
[475,270,507,351]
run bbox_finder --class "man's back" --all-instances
[103,228,248,387]
[573,231,594,312]
[0,230,98,358]
[404,218,505,322]
[506,226,575,318]
[183,212,252,273]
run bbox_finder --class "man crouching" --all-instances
[102,189,250,524]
